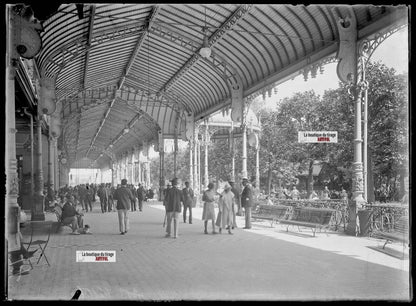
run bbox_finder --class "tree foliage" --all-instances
[149,62,408,202]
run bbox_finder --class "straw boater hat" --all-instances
[223,182,231,190]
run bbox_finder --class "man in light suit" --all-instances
[241,177,253,229]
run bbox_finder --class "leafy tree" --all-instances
[150,63,408,203]
[365,63,408,201]
[259,90,339,197]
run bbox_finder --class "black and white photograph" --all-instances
[3,2,411,301]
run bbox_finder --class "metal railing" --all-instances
[362,203,409,233]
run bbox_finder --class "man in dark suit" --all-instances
[97,183,109,213]
[182,181,194,224]
[241,177,253,229]
[113,179,135,235]
[137,183,145,211]
[164,178,183,238]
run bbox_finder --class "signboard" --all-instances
[76,250,116,262]
[298,131,338,143]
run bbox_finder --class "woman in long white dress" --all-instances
[217,182,234,235]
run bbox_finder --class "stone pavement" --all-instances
[7,201,410,301]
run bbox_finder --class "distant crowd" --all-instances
[46,183,156,213]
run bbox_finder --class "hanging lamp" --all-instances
[199,8,211,58]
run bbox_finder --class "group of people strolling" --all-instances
[96,182,147,214]
[53,181,151,235]
[163,179,194,238]
[162,177,254,239]
[57,177,254,238]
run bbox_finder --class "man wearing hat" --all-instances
[241,177,253,229]
[62,194,84,234]
[182,181,194,224]
[113,179,135,234]
[164,178,184,238]
[97,183,109,213]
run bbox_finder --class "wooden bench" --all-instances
[252,205,291,227]
[279,207,336,236]
[374,215,409,249]
[53,206,73,232]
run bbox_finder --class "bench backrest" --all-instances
[256,205,290,219]
[290,207,335,225]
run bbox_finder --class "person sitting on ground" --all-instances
[62,194,84,235]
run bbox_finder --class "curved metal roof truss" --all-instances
[33,4,407,169]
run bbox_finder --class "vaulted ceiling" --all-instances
[33,3,408,169]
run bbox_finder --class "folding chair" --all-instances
[22,221,53,267]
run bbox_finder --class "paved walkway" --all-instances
[7,201,410,301]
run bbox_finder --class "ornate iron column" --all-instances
[204,121,209,189]
[145,145,151,188]
[357,25,406,202]
[48,134,55,197]
[158,131,165,201]
[111,160,116,186]
[189,140,194,189]
[6,20,20,251]
[124,153,128,180]
[173,134,178,177]
[241,115,248,179]
[362,58,369,202]
[255,135,260,189]
[128,149,134,184]
[54,143,59,190]
[197,135,201,192]
[33,114,45,221]
[230,122,235,181]
[138,153,142,184]
[334,8,365,235]
[193,125,200,202]
[23,107,35,197]
[133,146,139,185]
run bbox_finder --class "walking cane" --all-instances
[163,212,167,227]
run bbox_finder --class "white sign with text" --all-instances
[76,250,116,262]
[298,131,338,143]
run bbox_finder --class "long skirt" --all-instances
[202,202,215,221]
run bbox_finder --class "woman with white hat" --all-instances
[216,182,234,234]
[201,182,218,234]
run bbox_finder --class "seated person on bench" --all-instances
[62,194,84,235]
